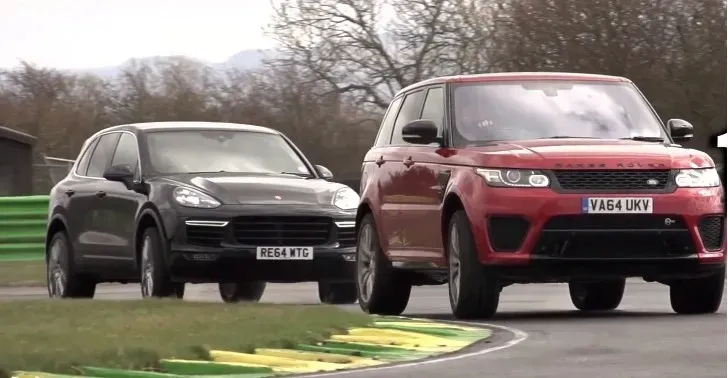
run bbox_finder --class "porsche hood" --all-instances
[161,173,352,206]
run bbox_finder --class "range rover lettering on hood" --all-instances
[554,162,668,169]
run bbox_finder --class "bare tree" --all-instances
[0,0,724,192]
[61,74,114,154]
[234,63,379,175]
[267,0,505,109]
[153,57,220,121]
[1,62,71,137]
[110,59,158,123]
[489,0,725,157]
[663,0,726,155]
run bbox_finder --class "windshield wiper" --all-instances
[466,140,510,146]
[466,137,596,146]
[185,170,228,174]
[544,136,602,139]
[620,136,665,142]
[280,171,313,178]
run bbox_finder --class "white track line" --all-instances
[299,321,529,377]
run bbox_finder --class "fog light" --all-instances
[528,174,549,187]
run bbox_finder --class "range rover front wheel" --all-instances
[669,269,725,314]
[447,210,501,319]
[356,213,411,315]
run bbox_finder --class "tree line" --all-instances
[0,0,724,192]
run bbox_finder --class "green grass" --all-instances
[0,300,371,377]
[0,260,45,286]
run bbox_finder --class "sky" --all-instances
[0,0,275,69]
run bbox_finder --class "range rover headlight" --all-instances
[674,168,721,188]
[173,187,221,208]
[476,168,550,188]
[332,187,360,210]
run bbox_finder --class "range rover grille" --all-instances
[552,170,670,191]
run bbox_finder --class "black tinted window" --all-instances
[75,138,99,175]
[110,133,139,175]
[374,97,404,147]
[420,87,445,131]
[391,90,425,145]
[86,133,121,177]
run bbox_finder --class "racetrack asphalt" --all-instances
[1,279,725,378]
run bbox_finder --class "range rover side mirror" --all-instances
[315,164,334,181]
[667,119,694,143]
[402,119,441,145]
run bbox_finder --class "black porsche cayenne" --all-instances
[45,122,360,304]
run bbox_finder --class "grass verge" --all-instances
[0,300,371,377]
[0,260,45,287]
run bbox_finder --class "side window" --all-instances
[110,133,140,177]
[373,97,404,147]
[390,90,426,145]
[86,133,121,178]
[420,87,445,133]
[74,138,99,176]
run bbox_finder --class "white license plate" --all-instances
[256,247,314,260]
[582,197,653,214]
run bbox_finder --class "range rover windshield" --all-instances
[451,81,669,146]
[145,129,313,176]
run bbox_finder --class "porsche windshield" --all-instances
[145,130,312,176]
[451,81,668,146]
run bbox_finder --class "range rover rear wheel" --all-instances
[569,279,625,311]
[447,210,501,319]
[318,282,357,304]
[219,281,267,303]
[356,213,411,315]
[669,269,725,314]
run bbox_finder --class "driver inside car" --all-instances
[454,93,540,142]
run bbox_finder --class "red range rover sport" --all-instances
[354,72,725,319]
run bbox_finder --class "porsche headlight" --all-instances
[173,187,221,208]
[674,168,721,188]
[476,168,550,188]
[332,187,359,210]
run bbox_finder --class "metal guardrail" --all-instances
[0,195,48,261]
[42,156,75,165]
[34,154,75,186]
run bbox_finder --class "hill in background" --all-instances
[67,49,270,78]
